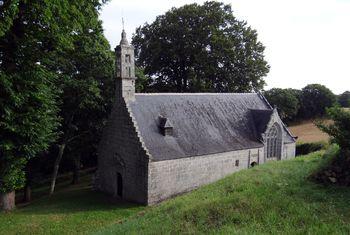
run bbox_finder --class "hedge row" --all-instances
[296,142,328,156]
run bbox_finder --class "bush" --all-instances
[296,142,328,156]
[312,146,350,185]
[313,107,350,185]
[338,91,350,107]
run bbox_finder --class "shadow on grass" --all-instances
[15,185,142,215]
[7,171,143,216]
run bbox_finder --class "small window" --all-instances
[128,67,131,77]
[125,54,131,63]
[235,160,239,167]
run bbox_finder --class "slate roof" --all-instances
[129,93,294,161]
[251,109,274,135]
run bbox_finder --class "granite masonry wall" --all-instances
[283,142,296,160]
[95,99,149,204]
[147,147,264,204]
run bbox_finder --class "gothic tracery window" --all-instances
[266,123,282,159]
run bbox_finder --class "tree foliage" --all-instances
[299,84,336,119]
[317,107,350,151]
[264,88,300,122]
[132,1,269,92]
[135,67,151,93]
[0,0,112,199]
[0,68,59,193]
[338,91,350,107]
[49,8,114,193]
[315,107,350,185]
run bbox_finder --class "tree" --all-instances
[299,84,336,119]
[0,0,71,210]
[48,5,114,194]
[135,67,151,93]
[0,0,111,210]
[132,1,269,93]
[264,88,300,122]
[338,91,350,107]
[318,107,350,150]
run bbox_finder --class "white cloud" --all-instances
[100,0,350,94]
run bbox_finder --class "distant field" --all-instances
[289,120,330,143]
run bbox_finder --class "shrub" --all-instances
[312,146,350,185]
[313,107,350,185]
[296,142,328,156]
[338,91,350,107]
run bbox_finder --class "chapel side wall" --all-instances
[283,142,296,159]
[147,147,264,205]
[95,100,149,204]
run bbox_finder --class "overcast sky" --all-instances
[100,0,350,94]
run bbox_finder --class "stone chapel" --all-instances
[94,30,296,205]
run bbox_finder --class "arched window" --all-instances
[266,123,282,159]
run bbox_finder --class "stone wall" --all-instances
[147,147,264,204]
[95,99,149,204]
[283,142,296,160]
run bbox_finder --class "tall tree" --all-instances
[264,88,300,122]
[0,0,75,211]
[135,67,151,93]
[299,84,336,119]
[0,0,111,210]
[48,4,114,194]
[132,1,269,93]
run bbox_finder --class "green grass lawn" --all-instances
[1,148,350,234]
[0,175,144,234]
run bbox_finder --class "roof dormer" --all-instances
[158,115,173,136]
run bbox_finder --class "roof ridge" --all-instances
[135,93,258,96]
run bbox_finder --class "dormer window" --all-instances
[158,115,173,136]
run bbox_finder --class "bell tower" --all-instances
[115,29,136,102]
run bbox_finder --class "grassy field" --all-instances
[1,147,350,234]
[0,175,144,234]
[289,120,330,143]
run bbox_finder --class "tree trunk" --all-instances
[71,154,81,185]
[1,191,16,211]
[50,143,66,195]
[23,184,31,203]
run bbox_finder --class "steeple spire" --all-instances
[120,18,129,45]
[115,26,136,102]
